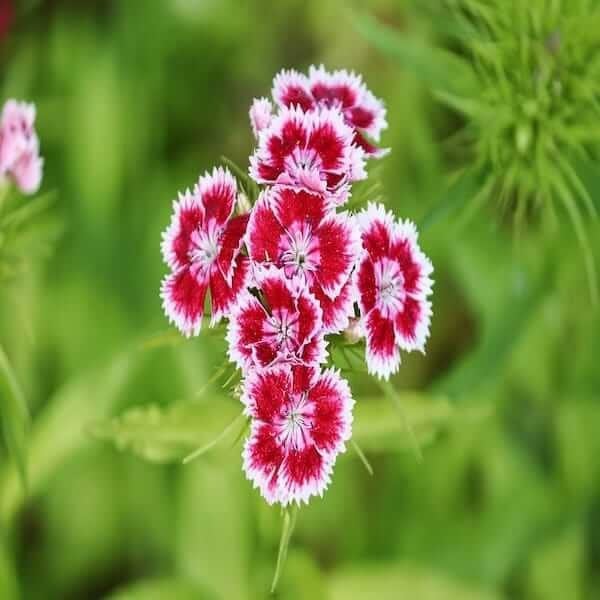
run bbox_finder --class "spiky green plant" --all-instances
[358,0,600,300]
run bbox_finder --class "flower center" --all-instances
[375,258,406,317]
[189,224,221,268]
[284,147,326,192]
[281,226,318,279]
[264,310,299,352]
[276,393,313,450]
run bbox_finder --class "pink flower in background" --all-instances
[273,65,388,157]
[227,267,327,371]
[356,203,433,380]
[246,186,359,332]
[242,363,353,505]
[0,100,43,194]
[161,167,249,336]
[249,105,366,204]
[249,97,273,138]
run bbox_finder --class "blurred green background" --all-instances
[1,1,600,598]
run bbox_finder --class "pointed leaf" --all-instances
[0,344,28,489]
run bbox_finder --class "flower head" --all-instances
[226,266,327,371]
[0,100,43,194]
[272,65,388,157]
[160,167,249,336]
[249,105,366,204]
[242,364,353,505]
[356,203,433,380]
[246,186,360,332]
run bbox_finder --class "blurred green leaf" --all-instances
[0,540,19,600]
[0,344,28,489]
[90,399,242,464]
[176,458,250,600]
[0,349,139,526]
[106,577,210,600]
[328,563,501,600]
[354,13,476,97]
[526,526,584,600]
[352,394,452,453]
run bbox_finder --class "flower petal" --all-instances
[311,277,356,334]
[279,445,333,506]
[195,166,236,228]
[394,296,432,353]
[314,211,360,299]
[243,421,285,505]
[364,308,400,380]
[160,190,204,270]
[210,255,249,325]
[216,213,249,283]
[160,266,208,337]
[308,367,353,457]
[272,69,314,112]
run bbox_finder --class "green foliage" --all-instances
[0,1,599,599]
[0,344,28,489]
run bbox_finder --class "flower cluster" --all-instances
[0,100,43,195]
[160,66,433,506]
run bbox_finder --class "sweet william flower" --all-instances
[356,203,433,380]
[242,363,353,506]
[161,167,249,337]
[249,105,366,204]
[227,266,327,371]
[246,186,360,333]
[0,100,43,194]
[273,65,388,157]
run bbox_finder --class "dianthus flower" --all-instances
[227,266,327,371]
[272,65,388,157]
[0,100,43,194]
[249,105,366,204]
[246,186,359,333]
[356,203,433,379]
[161,167,249,336]
[242,363,353,505]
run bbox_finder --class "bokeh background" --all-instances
[1,1,600,598]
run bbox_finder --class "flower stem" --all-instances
[182,411,245,464]
[351,439,373,476]
[377,379,423,463]
[271,505,299,594]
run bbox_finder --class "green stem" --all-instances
[182,411,245,464]
[351,439,374,476]
[271,505,299,594]
[377,379,423,463]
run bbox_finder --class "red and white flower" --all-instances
[242,364,353,505]
[227,267,327,371]
[160,167,249,337]
[0,100,43,194]
[272,65,388,158]
[246,186,360,333]
[249,105,366,204]
[356,203,433,380]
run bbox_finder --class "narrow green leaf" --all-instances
[0,344,28,489]
[271,505,299,594]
